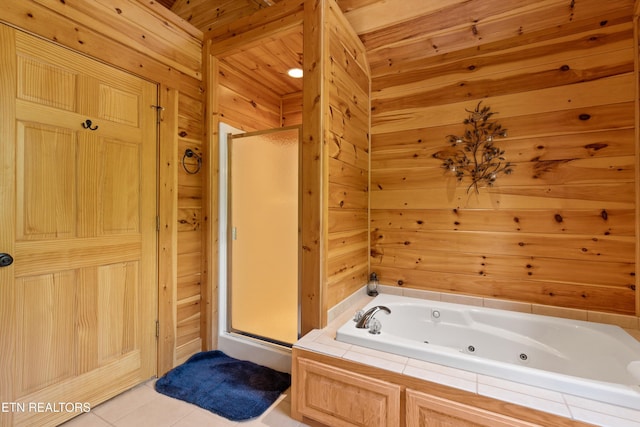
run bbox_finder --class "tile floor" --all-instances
[61,380,309,427]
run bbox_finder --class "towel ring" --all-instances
[182,148,202,174]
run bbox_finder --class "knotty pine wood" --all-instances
[206,0,304,57]
[635,9,640,318]
[207,1,303,128]
[176,299,201,346]
[362,0,634,79]
[187,0,638,333]
[29,0,202,78]
[341,0,469,36]
[371,208,635,235]
[2,1,208,376]
[300,0,325,332]
[175,88,205,365]
[324,0,370,312]
[372,78,634,135]
[158,86,179,376]
[177,270,202,297]
[171,0,265,32]
[178,94,205,141]
[370,13,637,315]
[216,61,283,131]
[205,0,370,331]
[371,24,634,95]
[204,46,219,351]
[222,29,303,97]
[1,0,202,96]
[282,92,303,126]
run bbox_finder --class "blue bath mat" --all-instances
[154,350,291,421]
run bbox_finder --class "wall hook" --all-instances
[82,119,98,130]
[182,148,202,174]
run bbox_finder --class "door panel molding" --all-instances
[1,25,158,426]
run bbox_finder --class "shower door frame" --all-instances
[226,125,302,347]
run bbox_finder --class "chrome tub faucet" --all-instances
[355,305,391,329]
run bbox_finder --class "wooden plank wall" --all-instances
[323,0,370,310]
[172,0,266,33]
[636,2,640,317]
[210,0,305,132]
[370,6,637,315]
[0,0,206,373]
[283,92,303,127]
[216,61,285,131]
[302,0,325,331]
[208,0,370,328]
[176,92,206,365]
[215,66,303,130]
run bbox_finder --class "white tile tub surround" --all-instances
[404,358,477,394]
[477,375,572,418]
[298,286,640,427]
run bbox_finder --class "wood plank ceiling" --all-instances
[160,0,633,97]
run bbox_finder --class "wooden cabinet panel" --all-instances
[292,349,592,427]
[406,389,540,427]
[295,357,401,427]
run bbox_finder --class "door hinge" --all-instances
[151,105,164,124]
[156,215,160,232]
[156,320,160,339]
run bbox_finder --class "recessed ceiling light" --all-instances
[287,68,303,78]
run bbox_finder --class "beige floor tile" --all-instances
[260,399,305,427]
[111,393,196,427]
[61,380,302,427]
[60,412,112,427]
[170,407,239,427]
[91,383,159,423]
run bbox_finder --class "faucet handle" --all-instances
[368,318,382,335]
[353,310,364,323]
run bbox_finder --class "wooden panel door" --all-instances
[0,26,157,427]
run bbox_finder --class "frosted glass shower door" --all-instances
[228,127,300,345]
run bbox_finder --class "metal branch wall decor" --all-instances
[436,102,513,193]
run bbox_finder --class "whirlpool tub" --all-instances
[335,293,640,410]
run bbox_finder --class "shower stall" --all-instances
[218,123,300,371]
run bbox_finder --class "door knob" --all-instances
[0,253,13,267]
